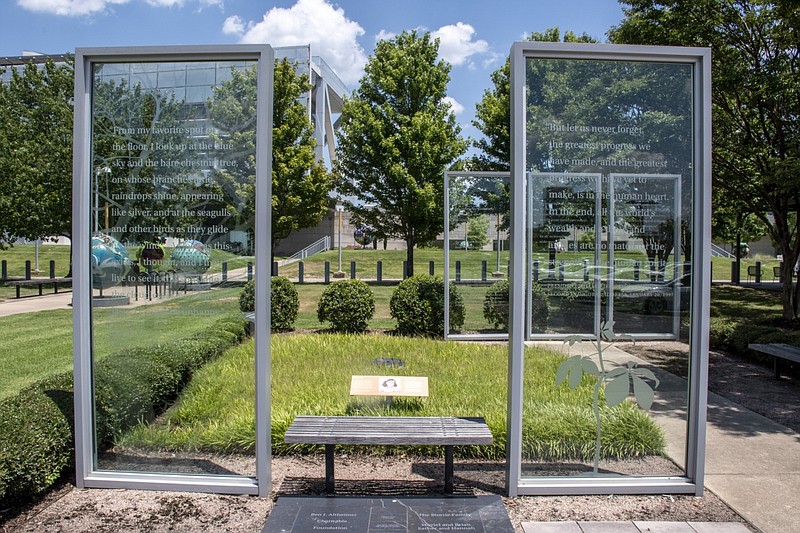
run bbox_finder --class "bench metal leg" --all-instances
[775,358,781,380]
[444,445,454,494]
[325,444,335,494]
[16,286,20,299]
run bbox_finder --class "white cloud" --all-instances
[375,29,396,43]
[222,15,244,36]
[229,0,368,87]
[17,0,220,15]
[17,0,129,16]
[145,0,183,6]
[443,96,464,115]
[432,22,488,67]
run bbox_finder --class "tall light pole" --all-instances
[94,166,111,233]
[496,211,502,274]
[336,203,344,276]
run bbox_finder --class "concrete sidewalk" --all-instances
[0,290,73,317]
[528,342,799,533]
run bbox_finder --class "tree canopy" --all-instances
[334,30,467,274]
[610,0,800,318]
[0,59,73,248]
[471,28,596,172]
[209,59,332,254]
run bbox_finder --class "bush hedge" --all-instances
[483,279,551,332]
[239,277,299,331]
[0,315,248,506]
[709,316,800,373]
[390,274,464,337]
[317,279,375,333]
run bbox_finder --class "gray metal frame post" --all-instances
[443,171,510,341]
[508,41,711,496]
[72,45,274,496]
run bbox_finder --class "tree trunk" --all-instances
[777,231,799,321]
[406,237,415,277]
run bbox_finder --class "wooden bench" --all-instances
[5,277,72,299]
[284,415,493,494]
[748,343,800,379]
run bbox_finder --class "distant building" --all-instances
[1,47,348,255]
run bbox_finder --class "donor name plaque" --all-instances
[262,495,514,532]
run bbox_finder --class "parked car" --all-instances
[616,277,691,315]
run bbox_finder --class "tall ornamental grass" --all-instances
[123,334,664,461]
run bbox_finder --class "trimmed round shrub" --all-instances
[317,279,375,333]
[483,279,551,332]
[239,277,299,332]
[390,274,464,337]
[239,279,256,312]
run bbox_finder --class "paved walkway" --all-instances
[1,296,798,532]
[522,521,750,532]
[523,342,800,533]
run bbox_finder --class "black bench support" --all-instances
[6,277,72,299]
[749,343,800,379]
[325,444,336,494]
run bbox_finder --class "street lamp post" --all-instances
[94,166,111,233]
[335,203,345,277]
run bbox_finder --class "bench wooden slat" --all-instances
[748,343,800,379]
[284,416,493,446]
[5,277,72,298]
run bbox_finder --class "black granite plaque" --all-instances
[262,495,514,533]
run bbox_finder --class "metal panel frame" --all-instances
[443,170,510,340]
[608,173,682,340]
[72,45,274,496]
[508,41,711,496]
[525,172,602,341]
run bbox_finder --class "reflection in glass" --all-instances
[520,57,693,481]
[89,60,258,477]
[445,172,510,338]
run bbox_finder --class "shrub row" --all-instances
[710,315,800,370]
[241,275,466,336]
[0,315,248,506]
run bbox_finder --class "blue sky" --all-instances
[2,0,625,142]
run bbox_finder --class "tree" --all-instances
[471,28,596,172]
[209,59,332,254]
[335,31,467,275]
[92,78,193,244]
[466,215,490,249]
[0,59,73,248]
[610,0,800,319]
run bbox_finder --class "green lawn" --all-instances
[0,288,240,399]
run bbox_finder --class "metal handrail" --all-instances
[278,236,331,266]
